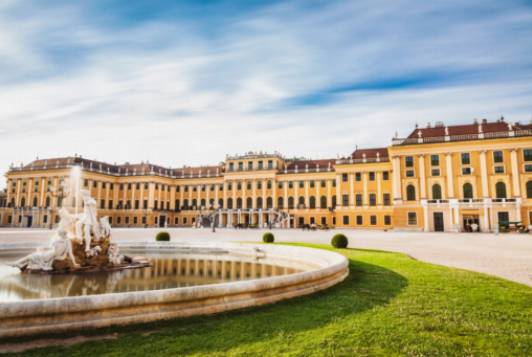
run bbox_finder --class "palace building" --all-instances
[1,118,531,232]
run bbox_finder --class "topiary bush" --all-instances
[155,231,171,242]
[331,233,348,248]
[262,232,275,243]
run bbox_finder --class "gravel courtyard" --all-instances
[0,228,531,287]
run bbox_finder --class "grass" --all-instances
[4,244,531,356]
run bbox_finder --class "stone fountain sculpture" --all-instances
[11,189,149,274]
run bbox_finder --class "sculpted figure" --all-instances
[10,229,79,271]
[76,189,101,255]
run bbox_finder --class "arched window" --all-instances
[288,197,294,209]
[309,196,316,209]
[227,198,233,209]
[21,197,26,208]
[298,196,305,208]
[209,199,214,208]
[406,185,416,201]
[527,181,532,199]
[236,198,242,209]
[463,183,473,199]
[495,182,507,199]
[218,198,223,209]
[246,197,252,209]
[200,199,206,208]
[45,196,50,207]
[256,197,263,209]
[320,196,327,209]
[192,199,197,209]
[277,197,284,208]
[432,184,442,200]
[332,195,337,208]
[183,199,189,210]
[266,197,273,208]
[33,197,38,207]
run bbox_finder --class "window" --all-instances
[258,161,263,169]
[342,174,348,182]
[495,182,507,199]
[406,185,416,201]
[288,197,294,209]
[494,166,504,174]
[310,180,315,188]
[406,170,414,177]
[383,171,389,180]
[356,215,363,225]
[277,197,284,208]
[229,163,234,171]
[355,173,361,181]
[369,172,375,181]
[298,181,303,188]
[408,212,417,225]
[288,181,293,189]
[237,198,242,209]
[268,160,273,169]
[237,182,242,190]
[497,211,509,225]
[248,161,253,170]
[267,181,272,189]
[383,193,391,206]
[228,183,233,190]
[309,196,316,209]
[321,217,327,225]
[342,194,349,206]
[355,194,363,206]
[238,162,243,171]
[343,215,349,225]
[405,156,414,167]
[384,215,391,225]
[461,153,470,165]
[298,196,305,208]
[493,151,503,163]
[332,180,336,187]
[332,195,337,208]
[321,180,326,188]
[227,198,233,209]
[431,168,440,176]
[184,185,189,192]
[527,181,532,198]
[278,182,283,189]
[462,167,472,175]
[432,184,442,200]
[369,194,376,206]
[143,200,148,209]
[370,215,377,225]
[257,197,264,209]
[463,183,473,199]
[320,196,327,208]
[431,155,439,166]
[524,149,532,162]
[247,182,252,190]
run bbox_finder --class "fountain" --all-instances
[9,167,149,273]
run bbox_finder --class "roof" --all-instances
[285,159,336,171]
[406,119,529,139]
[351,147,389,160]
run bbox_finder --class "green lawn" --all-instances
[6,244,532,356]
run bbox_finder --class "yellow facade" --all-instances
[1,119,531,232]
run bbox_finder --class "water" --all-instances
[0,252,301,302]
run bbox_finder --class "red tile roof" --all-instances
[406,119,526,139]
[351,147,389,160]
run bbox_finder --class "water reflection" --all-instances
[0,255,301,302]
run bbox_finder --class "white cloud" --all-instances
[0,0,531,189]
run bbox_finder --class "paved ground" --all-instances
[0,228,531,287]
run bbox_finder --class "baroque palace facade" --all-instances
[1,118,532,232]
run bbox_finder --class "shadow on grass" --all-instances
[5,252,408,356]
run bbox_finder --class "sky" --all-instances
[1,0,532,189]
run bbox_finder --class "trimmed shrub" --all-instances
[331,233,348,248]
[155,231,171,241]
[262,232,275,243]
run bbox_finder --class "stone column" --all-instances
[223,181,228,208]
[510,149,521,197]
[392,156,402,202]
[418,154,427,199]
[479,151,489,197]
[148,182,155,209]
[377,172,383,205]
[445,153,454,198]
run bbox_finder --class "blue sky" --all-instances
[1,0,532,188]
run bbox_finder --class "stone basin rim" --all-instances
[0,242,349,337]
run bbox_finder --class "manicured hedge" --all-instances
[155,231,171,241]
[331,233,348,248]
[262,232,275,243]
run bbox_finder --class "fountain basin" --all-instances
[0,242,348,338]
